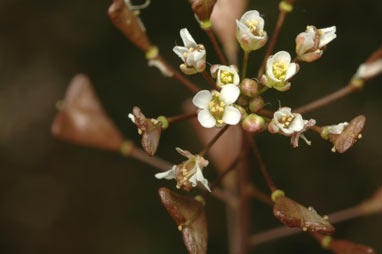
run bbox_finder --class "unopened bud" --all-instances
[242,114,265,133]
[249,96,264,113]
[189,0,217,28]
[240,78,259,97]
[237,95,249,106]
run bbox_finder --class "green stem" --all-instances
[241,51,250,79]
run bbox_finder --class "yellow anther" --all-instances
[138,129,142,135]
[220,101,225,107]
[217,119,224,124]
[272,61,288,81]
[145,46,159,60]
[358,134,362,139]
[210,107,216,112]
[331,146,336,153]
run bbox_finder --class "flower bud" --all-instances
[242,114,265,133]
[248,96,264,113]
[240,78,259,97]
[237,95,249,106]
[189,0,217,28]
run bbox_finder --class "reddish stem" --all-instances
[157,55,200,93]
[167,112,197,123]
[199,125,230,156]
[201,70,218,89]
[247,135,277,192]
[205,29,228,65]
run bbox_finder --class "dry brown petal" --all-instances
[158,188,207,254]
[329,115,366,153]
[273,195,335,234]
[131,106,162,156]
[190,0,217,22]
[210,0,248,64]
[329,239,377,254]
[51,74,124,151]
[359,186,382,215]
[108,0,152,52]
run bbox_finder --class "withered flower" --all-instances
[155,148,210,192]
[128,106,162,156]
[322,115,366,153]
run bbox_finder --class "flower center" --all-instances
[245,19,263,36]
[278,114,295,128]
[272,61,288,81]
[208,93,225,124]
[220,71,234,84]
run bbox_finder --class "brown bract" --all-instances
[51,74,124,151]
[190,0,217,22]
[329,115,366,153]
[273,195,335,234]
[108,0,152,52]
[329,239,377,254]
[131,106,162,156]
[158,188,207,254]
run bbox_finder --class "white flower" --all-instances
[268,107,316,147]
[173,28,206,74]
[210,64,240,88]
[236,10,268,52]
[296,25,336,62]
[155,147,211,192]
[261,51,299,91]
[192,84,241,128]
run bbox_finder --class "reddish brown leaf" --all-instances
[158,188,207,254]
[108,0,152,52]
[51,74,124,151]
[273,195,335,234]
[131,106,162,156]
[329,239,377,254]
[329,115,366,153]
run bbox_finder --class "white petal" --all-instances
[222,106,241,125]
[236,19,250,34]
[276,107,292,116]
[189,167,211,192]
[296,32,315,55]
[289,114,304,132]
[198,109,216,128]
[173,46,188,62]
[240,10,260,23]
[180,28,197,48]
[220,84,240,105]
[355,59,382,79]
[192,90,212,109]
[285,63,298,80]
[327,122,348,134]
[175,147,194,159]
[319,26,336,48]
[128,113,135,123]
[273,51,291,64]
[155,166,176,180]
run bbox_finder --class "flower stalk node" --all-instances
[145,46,159,60]
[321,236,332,249]
[200,19,213,30]
[349,78,365,91]
[279,1,293,12]
[271,189,285,202]
[157,116,169,130]
[120,140,135,156]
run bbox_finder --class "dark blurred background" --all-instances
[0,0,381,253]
